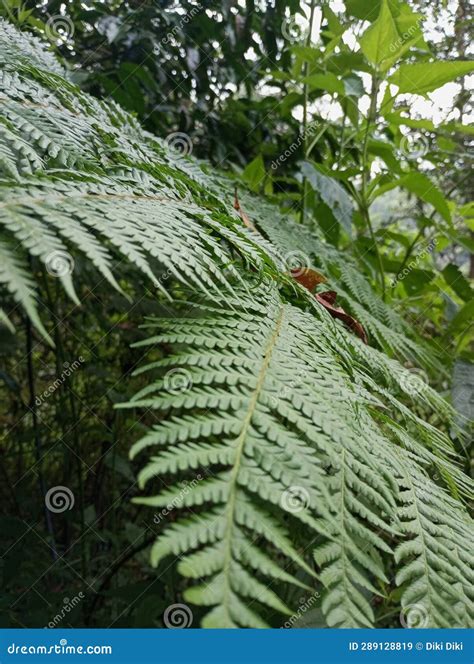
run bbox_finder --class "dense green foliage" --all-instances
[0,0,472,629]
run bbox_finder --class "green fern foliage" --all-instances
[1,20,473,629]
[121,285,473,628]
[0,19,276,336]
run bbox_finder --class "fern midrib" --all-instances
[0,95,80,116]
[221,304,285,621]
[339,448,352,626]
[0,192,199,210]
[395,448,434,624]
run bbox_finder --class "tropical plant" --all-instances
[0,2,472,630]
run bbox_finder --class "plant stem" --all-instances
[397,175,470,275]
[360,73,385,299]
[300,0,317,225]
[25,314,58,560]
[85,533,155,625]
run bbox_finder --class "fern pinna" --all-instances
[0,20,472,628]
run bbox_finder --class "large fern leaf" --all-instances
[1,19,472,629]
[121,285,473,627]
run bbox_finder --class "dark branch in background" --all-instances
[25,311,58,560]
[85,532,155,625]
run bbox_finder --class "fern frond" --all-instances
[393,448,474,627]
[120,285,412,627]
[1,19,473,630]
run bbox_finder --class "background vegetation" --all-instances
[0,0,472,629]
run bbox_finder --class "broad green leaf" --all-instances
[327,51,371,74]
[390,61,474,95]
[446,300,474,337]
[402,268,435,296]
[242,154,266,192]
[323,5,345,36]
[445,122,474,137]
[304,72,345,95]
[343,74,365,98]
[384,112,435,131]
[368,140,402,172]
[442,265,474,302]
[393,5,427,56]
[301,161,353,237]
[314,200,341,247]
[359,0,400,70]
[452,361,474,429]
[373,172,451,222]
[345,0,400,21]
